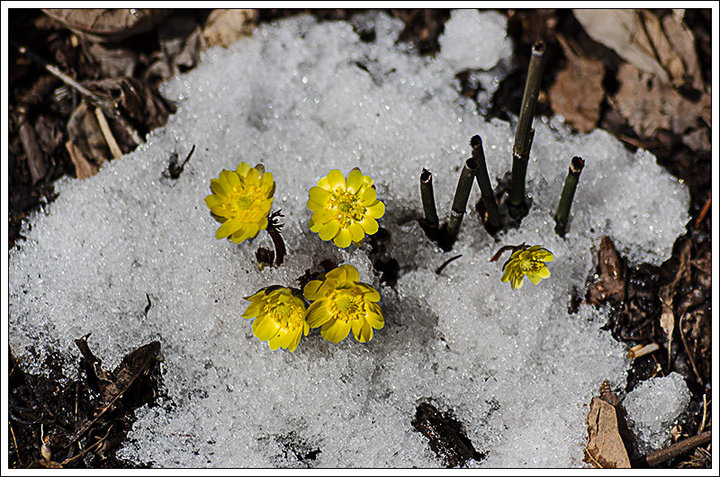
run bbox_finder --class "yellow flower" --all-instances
[500,245,554,289]
[307,168,385,248]
[205,162,275,243]
[303,264,383,343]
[242,287,309,352]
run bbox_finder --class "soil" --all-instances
[7,8,712,469]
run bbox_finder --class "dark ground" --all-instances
[7,8,713,469]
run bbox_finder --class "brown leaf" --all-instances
[42,8,170,43]
[587,236,625,306]
[65,139,99,179]
[574,9,701,89]
[86,43,138,77]
[548,35,605,132]
[146,14,204,82]
[203,9,257,48]
[611,62,707,139]
[18,121,47,185]
[67,101,109,167]
[661,11,704,90]
[585,392,631,468]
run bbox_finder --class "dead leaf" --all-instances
[18,121,47,185]
[659,240,691,368]
[573,9,701,89]
[146,15,204,82]
[67,101,109,166]
[86,43,138,77]
[611,62,708,139]
[203,9,257,48]
[585,384,632,468]
[548,34,605,132]
[587,236,625,306]
[65,139,99,179]
[661,11,704,91]
[42,9,170,43]
[682,128,711,152]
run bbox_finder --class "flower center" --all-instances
[223,185,267,222]
[328,191,366,228]
[327,287,364,323]
[267,301,304,329]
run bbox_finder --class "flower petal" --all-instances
[511,274,524,289]
[210,178,229,196]
[216,218,245,239]
[333,228,352,248]
[338,264,360,283]
[357,283,380,302]
[346,169,364,193]
[359,216,379,235]
[326,169,346,191]
[321,319,351,343]
[318,221,341,241]
[360,187,377,205]
[252,315,280,341]
[534,249,554,262]
[303,280,323,301]
[236,162,252,177]
[306,300,332,328]
[308,186,332,210]
[365,201,385,219]
[348,223,365,243]
[352,320,373,342]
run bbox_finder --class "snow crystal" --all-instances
[8,11,689,468]
[623,373,691,455]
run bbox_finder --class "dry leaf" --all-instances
[548,35,605,132]
[585,384,632,468]
[67,101,109,166]
[574,9,670,84]
[659,240,691,366]
[587,236,625,306]
[661,11,704,90]
[65,140,99,179]
[574,9,701,89]
[203,9,256,48]
[42,8,169,43]
[611,62,707,139]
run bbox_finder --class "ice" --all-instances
[8,11,690,468]
[623,373,691,455]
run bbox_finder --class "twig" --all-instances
[509,41,546,220]
[698,394,708,434]
[678,312,704,386]
[62,425,114,466]
[420,169,440,232]
[12,39,143,145]
[18,120,47,185]
[94,107,122,159]
[554,156,585,237]
[470,135,501,233]
[694,193,711,229]
[633,430,711,467]
[9,421,21,467]
[11,39,101,101]
[445,158,477,247]
[435,255,462,275]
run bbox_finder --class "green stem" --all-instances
[445,158,477,247]
[470,135,501,233]
[509,41,546,220]
[554,156,585,237]
[420,168,440,231]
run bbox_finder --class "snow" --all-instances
[7,11,691,468]
[623,373,691,455]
